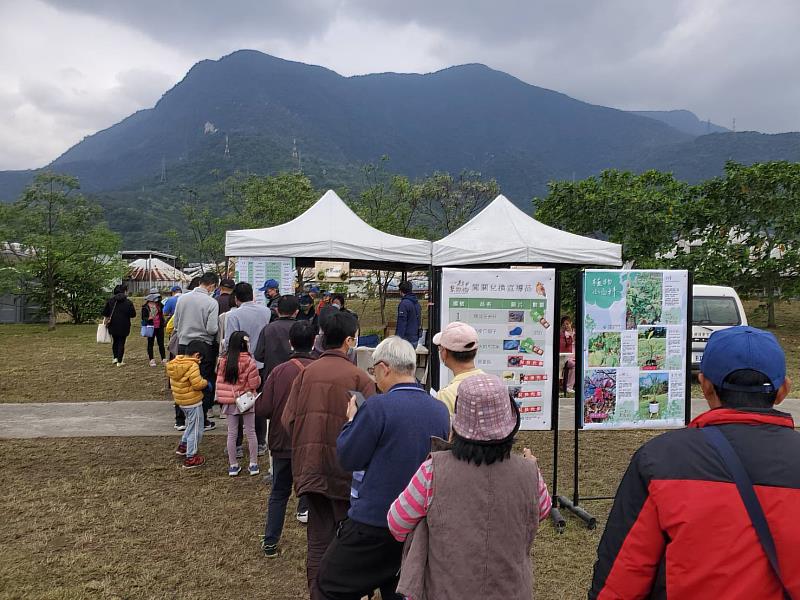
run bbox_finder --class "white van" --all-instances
[692,284,748,371]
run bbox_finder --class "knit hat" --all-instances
[144,293,160,302]
[453,374,518,442]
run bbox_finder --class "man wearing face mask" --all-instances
[282,311,376,599]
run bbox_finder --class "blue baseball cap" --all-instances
[310,286,320,293]
[170,285,182,292]
[258,279,280,291]
[701,326,785,392]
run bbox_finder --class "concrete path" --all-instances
[1,398,799,439]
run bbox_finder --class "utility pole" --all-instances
[160,157,166,183]
[224,135,230,158]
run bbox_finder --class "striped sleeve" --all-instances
[536,465,552,521]
[388,458,434,541]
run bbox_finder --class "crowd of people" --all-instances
[99,275,799,599]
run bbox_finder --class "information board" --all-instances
[581,269,689,430]
[234,256,295,306]
[440,268,556,431]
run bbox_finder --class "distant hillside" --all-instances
[629,110,730,136]
[1,49,799,246]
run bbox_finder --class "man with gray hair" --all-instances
[314,336,450,600]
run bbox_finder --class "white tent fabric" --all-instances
[432,195,622,266]
[126,257,189,283]
[225,190,432,265]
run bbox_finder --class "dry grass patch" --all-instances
[0,431,658,599]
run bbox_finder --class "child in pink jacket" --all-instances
[216,330,261,476]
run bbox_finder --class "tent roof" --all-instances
[432,195,622,267]
[126,258,189,282]
[225,190,432,267]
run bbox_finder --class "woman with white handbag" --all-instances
[100,284,136,366]
[215,331,262,477]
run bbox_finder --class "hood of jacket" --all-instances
[402,293,419,305]
[112,292,128,302]
[166,355,201,382]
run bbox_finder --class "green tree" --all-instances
[678,161,800,327]
[533,169,689,268]
[0,172,123,329]
[417,170,499,236]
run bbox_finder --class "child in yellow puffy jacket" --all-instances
[166,340,212,469]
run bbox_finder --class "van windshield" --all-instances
[693,296,741,326]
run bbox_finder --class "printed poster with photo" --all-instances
[234,256,295,306]
[581,269,689,430]
[440,268,556,431]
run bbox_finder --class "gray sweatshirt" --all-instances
[224,301,273,368]
[173,287,219,345]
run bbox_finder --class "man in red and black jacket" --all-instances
[590,326,800,599]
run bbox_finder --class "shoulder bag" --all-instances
[702,426,792,600]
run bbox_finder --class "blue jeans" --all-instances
[180,404,204,458]
[264,457,307,545]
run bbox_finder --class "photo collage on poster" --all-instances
[581,270,689,430]
[234,256,295,306]
[440,268,556,431]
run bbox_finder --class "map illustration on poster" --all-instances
[440,268,556,431]
[234,256,295,306]
[581,269,689,430]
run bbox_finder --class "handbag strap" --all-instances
[702,426,792,599]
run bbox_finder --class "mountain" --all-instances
[629,110,730,136]
[1,49,798,245]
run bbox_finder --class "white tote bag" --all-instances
[96,323,112,343]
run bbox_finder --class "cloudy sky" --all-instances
[1,0,798,170]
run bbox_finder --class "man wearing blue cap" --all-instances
[591,326,799,599]
[259,279,280,323]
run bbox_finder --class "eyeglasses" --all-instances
[367,361,385,376]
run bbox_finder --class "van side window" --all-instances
[692,297,741,326]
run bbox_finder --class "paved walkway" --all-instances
[1,398,799,439]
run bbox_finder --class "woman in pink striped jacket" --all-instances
[387,373,552,599]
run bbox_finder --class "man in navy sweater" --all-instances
[316,336,449,600]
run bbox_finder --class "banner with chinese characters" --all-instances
[440,268,556,431]
[581,269,689,430]
[234,256,295,306]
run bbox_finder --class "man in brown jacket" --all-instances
[283,311,376,599]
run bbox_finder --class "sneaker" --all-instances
[257,443,267,456]
[204,421,216,431]
[296,510,308,524]
[161,358,168,365]
[183,455,205,469]
[262,542,279,558]
[228,465,241,477]
[149,359,157,367]
[236,446,243,459]
[174,423,186,431]
[116,361,125,367]
[248,464,260,476]
[175,442,187,456]
[112,358,118,364]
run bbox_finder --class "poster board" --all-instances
[581,269,690,430]
[234,256,295,306]
[440,268,556,431]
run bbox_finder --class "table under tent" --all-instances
[224,189,433,379]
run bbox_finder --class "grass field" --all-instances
[0,430,658,600]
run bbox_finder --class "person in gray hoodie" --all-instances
[173,271,219,430]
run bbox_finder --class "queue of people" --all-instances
[102,273,800,599]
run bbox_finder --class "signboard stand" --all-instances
[557,270,693,528]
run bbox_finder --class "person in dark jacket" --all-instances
[216,278,235,314]
[259,278,281,322]
[590,326,800,599]
[296,294,318,331]
[316,336,450,600]
[282,311,376,599]
[395,280,421,347]
[141,292,167,366]
[101,284,136,366]
[258,320,316,557]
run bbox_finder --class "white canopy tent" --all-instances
[224,190,432,268]
[432,195,622,267]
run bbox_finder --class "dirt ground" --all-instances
[0,430,657,600]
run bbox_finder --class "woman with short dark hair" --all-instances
[101,284,136,366]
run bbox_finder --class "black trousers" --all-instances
[306,494,350,600]
[178,341,217,425]
[111,334,127,361]
[147,327,166,360]
[316,518,403,600]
